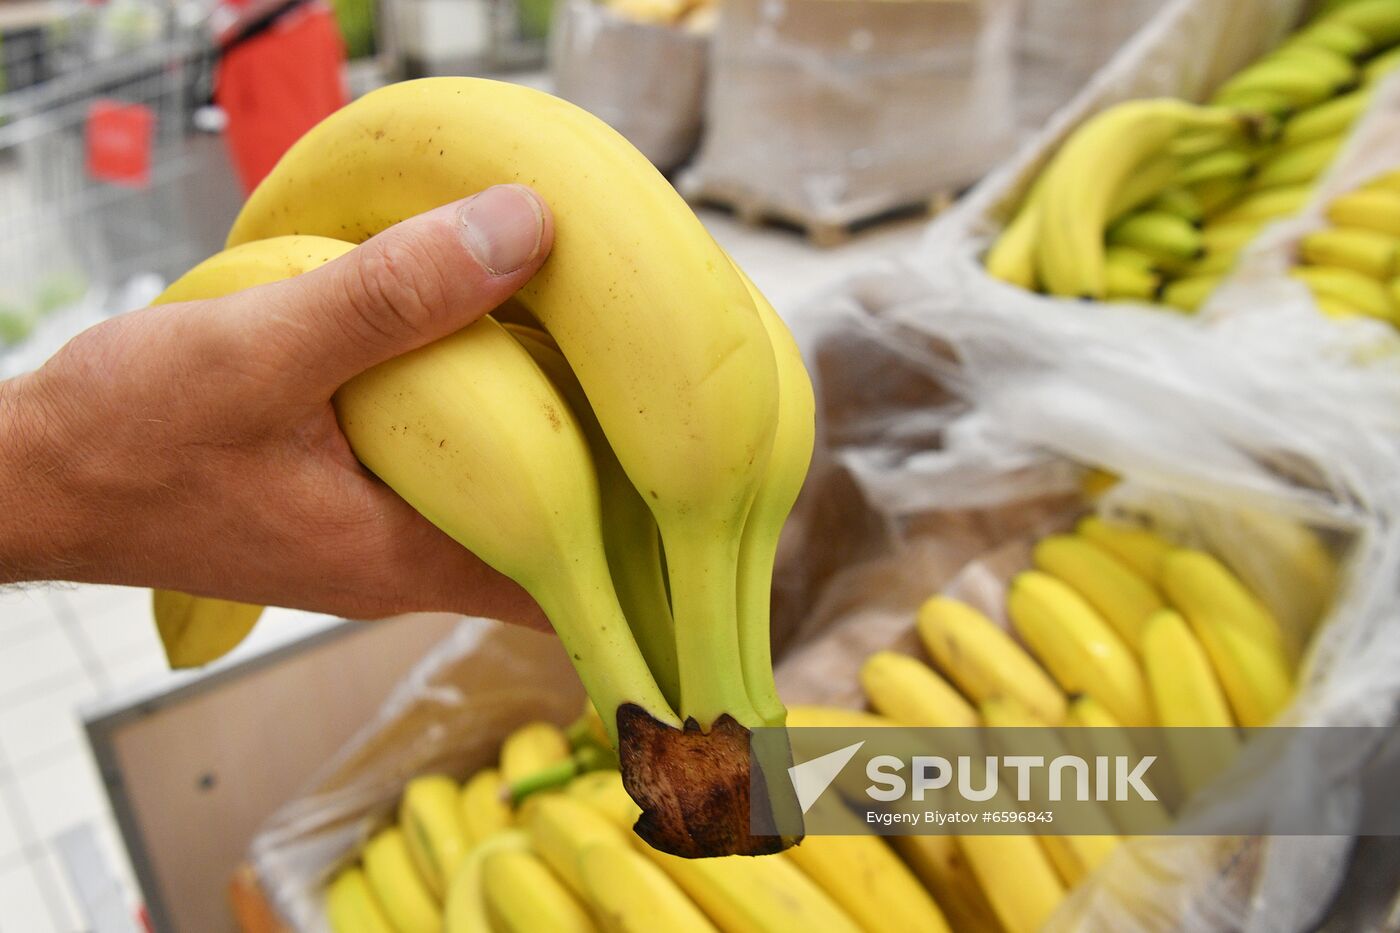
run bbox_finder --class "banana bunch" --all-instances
[838,514,1313,931]
[986,0,1400,312]
[601,0,717,33]
[1290,169,1400,323]
[148,78,817,857]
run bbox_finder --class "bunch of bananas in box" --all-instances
[1293,168,1400,322]
[834,516,1315,933]
[987,0,1400,312]
[148,78,816,857]
[326,707,953,933]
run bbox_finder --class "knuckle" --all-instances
[346,236,451,345]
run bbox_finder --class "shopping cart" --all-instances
[0,15,223,372]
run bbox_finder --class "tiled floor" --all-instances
[0,584,163,933]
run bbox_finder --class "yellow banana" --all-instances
[1106,151,1182,223]
[1365,167,1400,195]
[1212,184,1312,225]
[1108,211,1203,262]
[1315,294,1371,319]
[1251,134,1345,191]
[1159,550,1294,727]
[785,834,951,933]
[500,721,573,787]
[1161,273,1224,312]
[525,794,630,898]
[1214,54,1354,110]
[1269,43,1359,86]
[1076,516,1173,581]
[1064,696,1173,833]
[1327,186,1400,237]
[1202,220,1266,255]
[1007,571,1153,726]
[1148,186,1206,226]
[858,650,979,728]
[1192,244,1245,277]
[1105,252,1163,300]
[1032,534,1165,650]
[578,841,717,933]
[1178,148,1254,187]
[480,849,597,933]
[1364,44,1400,82]
[566,771,642,829]
[1301,227,1399,279]
[327,867,396,933]
[916,595,1066,723]
[888,835,1001,933]
[1283,18,1371,57]
[1280,87,1371,148]
[150,590,263,669]
[1141,609,1240,796]
[985,174,1047,290]
[1192,175,1249,214]
[1292,265,1395,319]
[783,705,900,729]
[956,835,1066,933]
[363,827,442,933]
[457,768,511,846]
[401,775,470,899]
[442,830,530,933]
[1321,0,1400,48]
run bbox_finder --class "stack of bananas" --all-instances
[601,0,716,32]
[986,0,1400,312]
[1293,168,1400,322]
[151,77,818,857]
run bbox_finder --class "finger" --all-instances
[248,184,552,398]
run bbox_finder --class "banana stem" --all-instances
[736,532,786,727]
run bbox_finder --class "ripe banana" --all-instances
[1322,0,1400,48]
[1107,211,1204,263]
[1364,44,1400,82]
[1076,516,1173,581]
[1106,151,1181,223]
[150,590,264,668]
[457,768,511,845]
[858,650,979,728]
[1284,18,1371,57]
[1250,134,1344,190]
[1280,87,1370,148]
[578,841,718,933]
[566,770,642,829]
[1105,252,1163,300]
[783,705,900,729]
[1327,186,1400,236]
[1064,696,1173,833]
[1292,265,1395,319]
[226,77,801,855]
[503,324,679,706]
[363,826,442,933]
[1178,149,1254,187]
[1364,167,1400,195]
[501,722,574,786]
[1315,294,1370,319]
[442,830,530,933]
[889,835,1001,933]
[956,834,1066,933]
[1300,227,1399,279]
[1191,175,1250,215]
[785,834,951,933]
[1269,43,1359,87]
[985,174,1048,290]
[915,595,1066,724]
[1161,273,1224,313]
[1032,534,1165,650]
[1006,571,1153,726]
[1201,220,1265,256]
[1141,609,1240,797]
[1034,100,1256,298]
[1147,186,1206,226]
[1212,184,1312,225]
[401,775,470,899]
[1215,55,1354,110]
[480,849,597,933]
[1159,550,1294,727]
[525,794,630,898]
[327,867,396,933]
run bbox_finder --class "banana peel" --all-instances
[151,590,263,667]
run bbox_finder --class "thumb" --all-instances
[259,183,551,397]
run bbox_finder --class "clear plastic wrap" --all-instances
[679,0,1019,233]
[548,0,708,173]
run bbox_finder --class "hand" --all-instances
[0,184,554,628]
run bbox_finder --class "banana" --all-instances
[1034,100,1256,298]
[979,696,1121,886]
[785,835,951,933]
[1214,55,1354,110]
[1178,149,1254,187]
[226,78,801,855]
[1064,696,1173,833]
[1161,273,1224,313]
[1391,276,1400,310]
[1140,609,1240,797]
[1364,167,1400,195]
[1292,265,1395,318]
[480,849,597,933]
[457,768,511,845]
[363,827,442,933]
[1159,550,1294,727]
[1033,534,1165,650]
[500,721,573,786]
[1107,211,1204,263]
[1212,184,1312,225]
[1269,43,1359,86]
[888,835,1001,933]
[1192,244,1245,277]
[443,830,531,933]
[1213,88,1296,119]
[1283,18,1372,57]
[956,835,1066,933]
[1105,252,1163,300]
[1076,516,1173,581]
[1363,44,1400,83]
[1147,186,1206,226]
[1321,0,1400,48]
[1315,294,1372,319]
[858,650,979,728]
[578,842,718,933]
[1326,186,1400,236]
[1250,134,1344,190]
[401,775,470,899]
[150,591,264,668]
[1106,151,1182,223]
[566,770,642,829]
[1280,87,1370,148]
[730,264,816,727]
[1301,227,1399,279]
[327,867,396,933]
[1192,175,1250,215]
[916,595,1066,724]
[783,705,901,729]
[1202,220,1265,256]
[1006,571,1153,726]
[525,794,630,898]
[986,176,1047,290]
[1106,245,1162,273]
[503,324,679,706]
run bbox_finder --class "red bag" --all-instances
[215,1,348,193]
[86,99,155,188]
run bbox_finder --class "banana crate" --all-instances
[245,250,1400,932]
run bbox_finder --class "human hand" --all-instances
[0,184,554,628]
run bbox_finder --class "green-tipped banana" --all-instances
[1250,134,1344,191]
[1280,87,1370,148]
[1108,211,1204,263]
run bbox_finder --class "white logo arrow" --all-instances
[787,741,865,814]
